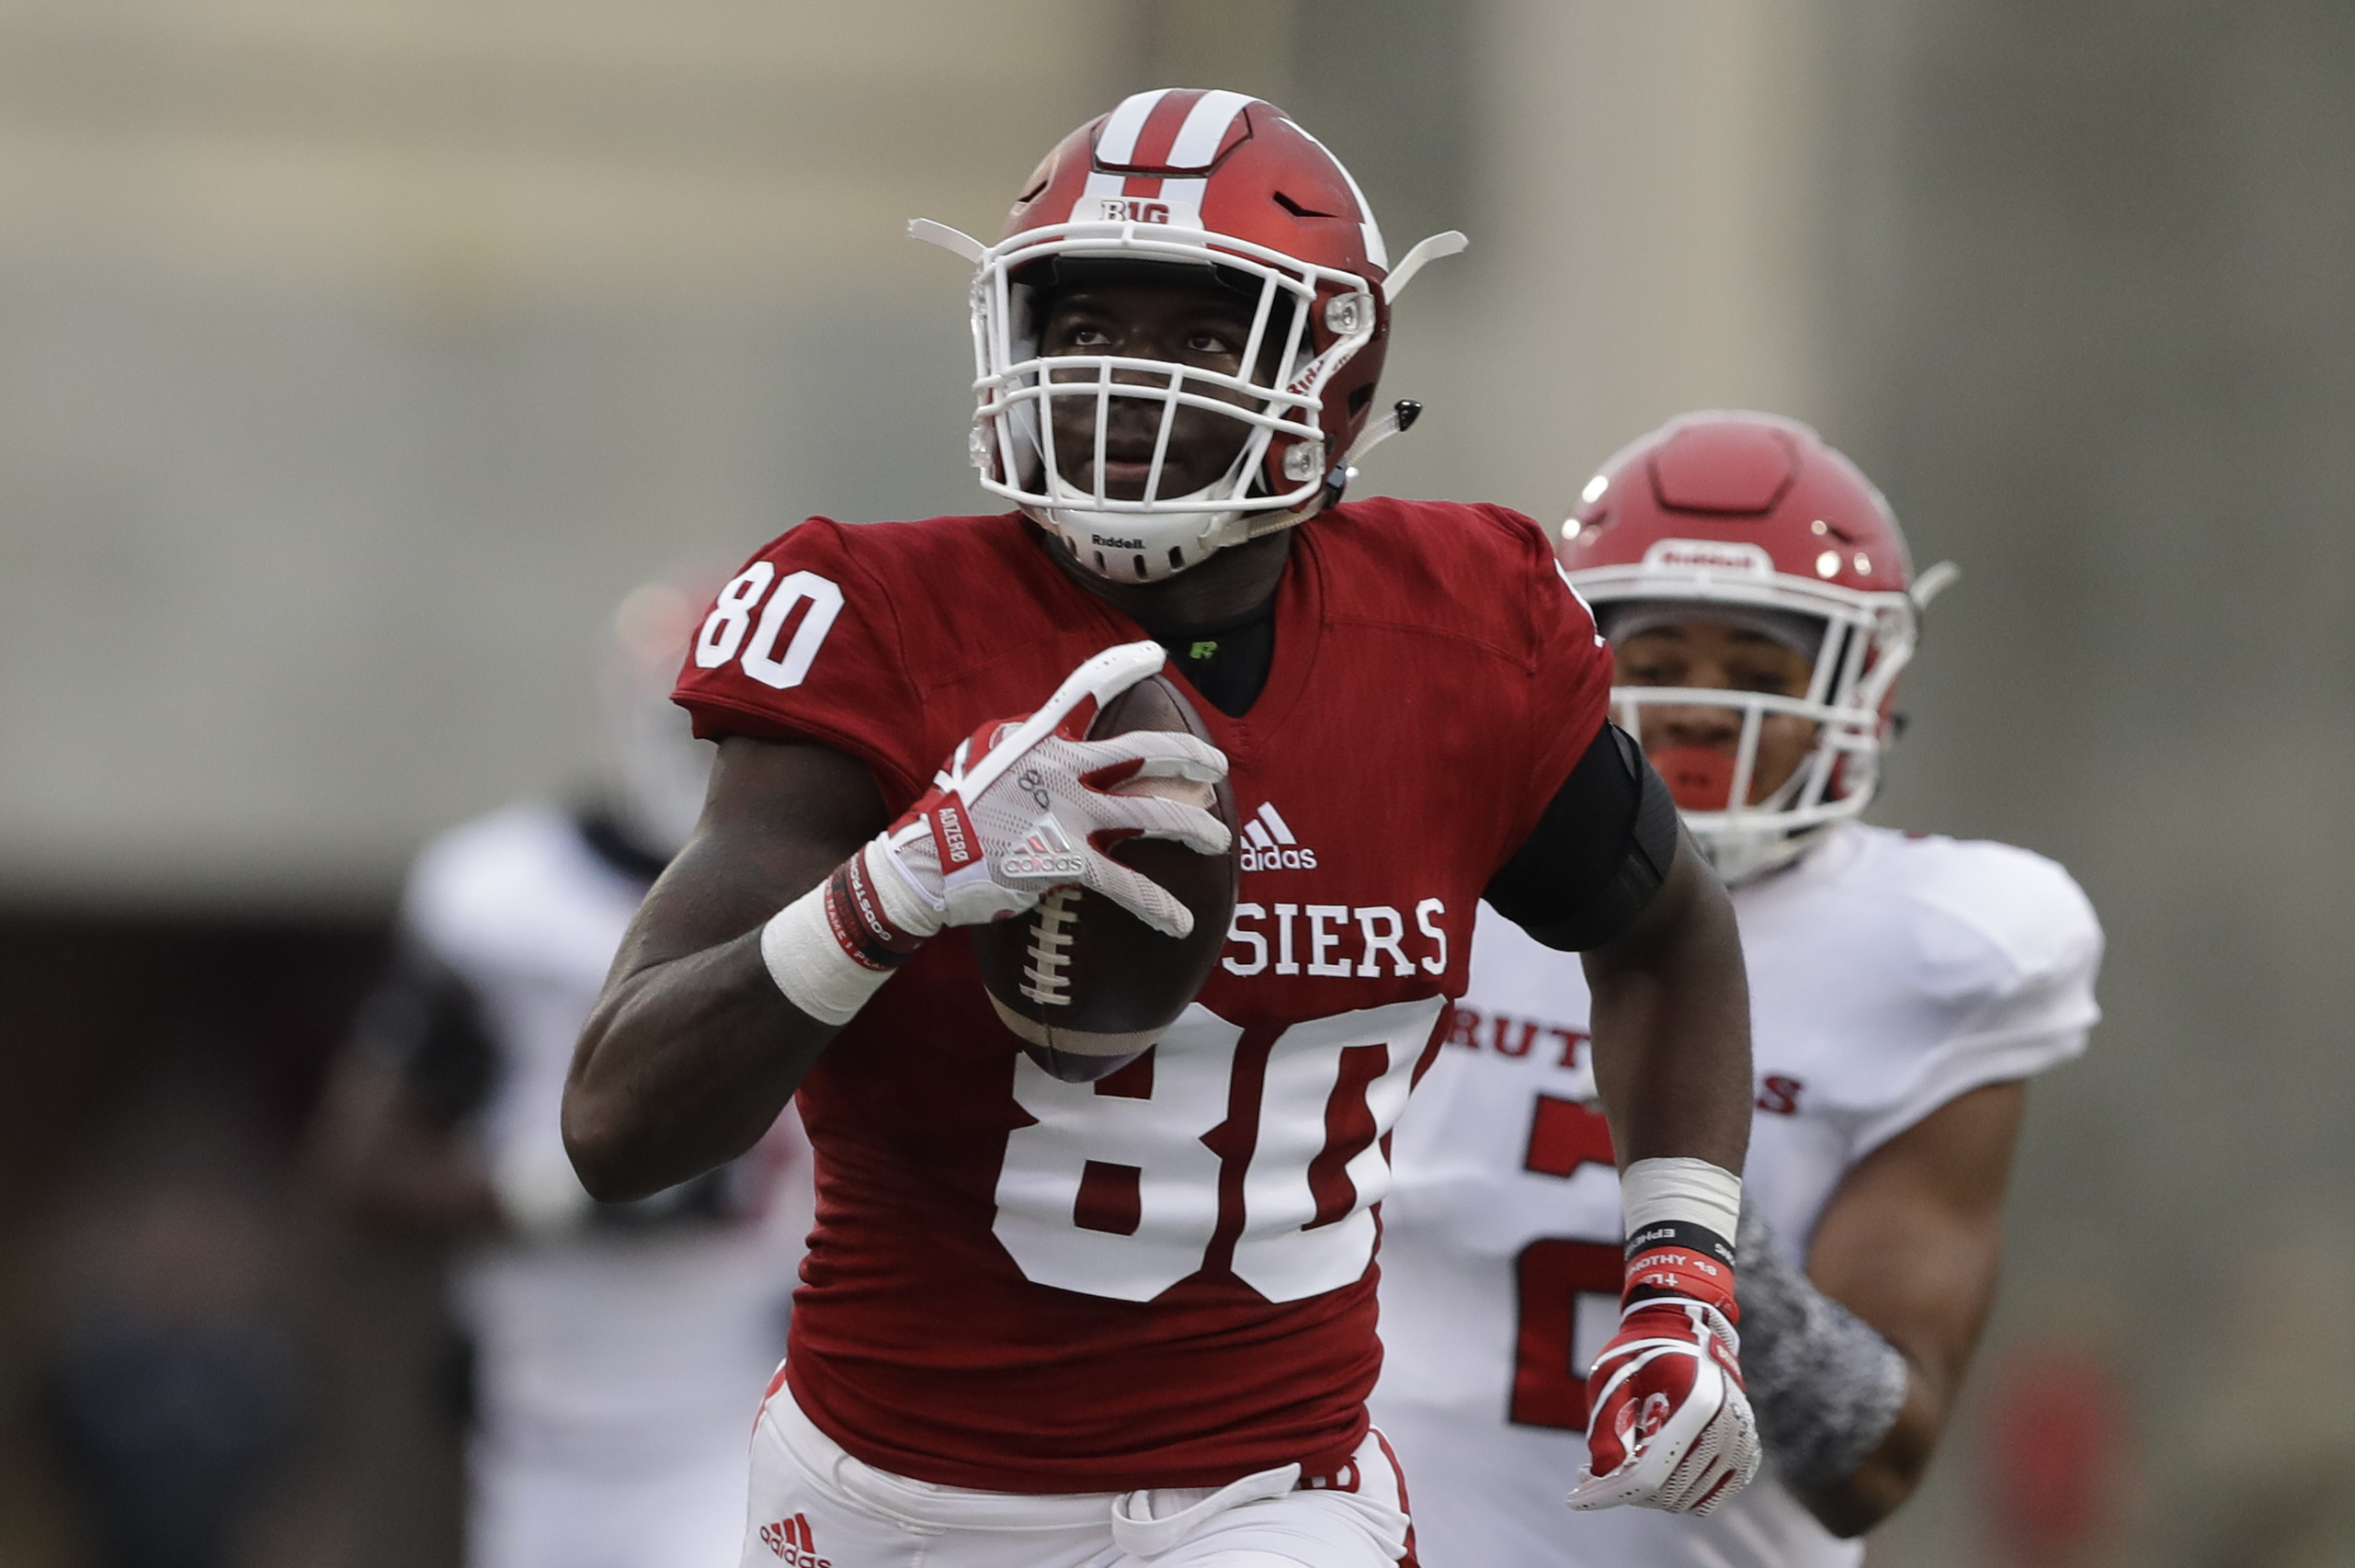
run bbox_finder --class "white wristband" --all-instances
[759,879,895,1027]
[1621,1156,1743,1242]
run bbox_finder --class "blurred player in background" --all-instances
[564,89,1763,1568]
[312,574,812,1568]
[1372,412,2104,1567]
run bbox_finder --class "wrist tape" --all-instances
[1621,1154,1744,1235]
[1732,1203,1909,1493]
[760,842,935,1026]
[1621,1156,1745,1318]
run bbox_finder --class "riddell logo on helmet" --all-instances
[1090,533,1147,550]
[1644,539,1773,576]
[1239,802,1317,871]
[760,1513,829,1567]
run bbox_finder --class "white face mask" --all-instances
[1032,469,1256,585]
[1578,576,1926,886]
[966,238,1376,585]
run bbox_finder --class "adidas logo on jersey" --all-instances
[1239,802,1317,871]
[759,1513,829,1567]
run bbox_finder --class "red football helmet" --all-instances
[914,87,1464,583]
[1560,412,1957,881]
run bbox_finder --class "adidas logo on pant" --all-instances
[759,1513,830,1568]
[1239,802,1317,871]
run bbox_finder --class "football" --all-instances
[972,674,1240,1083]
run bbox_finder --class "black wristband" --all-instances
[1625,1218,1737,1271]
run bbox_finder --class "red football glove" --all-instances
[1566,1222,1762,1517]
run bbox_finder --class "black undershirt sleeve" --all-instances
[1485,722,1682,951]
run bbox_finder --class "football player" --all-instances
[1371,412,2104,1567]
[311,576,810,1568]
[561,90,1765,1568]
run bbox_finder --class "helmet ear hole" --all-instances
[1348,384,1375,417]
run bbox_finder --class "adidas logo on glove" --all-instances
[998,814,1088,882]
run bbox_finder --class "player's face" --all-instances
[1039,278,1272,501]
[1613,621,1818,802]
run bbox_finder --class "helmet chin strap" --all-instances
[1034,399,1429,583]
[1034,472,1252,585]
[1041,472,1240,537]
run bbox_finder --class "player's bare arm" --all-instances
[569,657,1230,1202]
[1776,1078,2028,1536]
[565,739,884,1200]
[1567,823,1761,1516]
[1582,828,1752,1175]
[1483,704,1761,1515]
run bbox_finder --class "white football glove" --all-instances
[873,641,1230,938]
[1567,1227,1762,1517]
[761,642,1229,1025]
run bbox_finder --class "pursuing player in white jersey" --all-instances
[311,577,811,1568]
[1372,412,2103,1568]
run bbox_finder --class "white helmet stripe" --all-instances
[1096,89,1172,165]
[1158,176,1207,212]
[1276,117,1388,270]
[1167,89,1256,168]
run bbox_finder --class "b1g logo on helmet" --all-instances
[1086,195,1205,229]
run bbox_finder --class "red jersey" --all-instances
[674,499,1610,1494]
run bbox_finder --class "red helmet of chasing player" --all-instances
[1559,411,1958,882]
[913,87,1464,584]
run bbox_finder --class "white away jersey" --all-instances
[1371,823,2102,1568]
[403,802,812,1472]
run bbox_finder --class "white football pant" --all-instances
[741,1382,1413,1568]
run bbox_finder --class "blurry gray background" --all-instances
[5,1,2353,1563]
